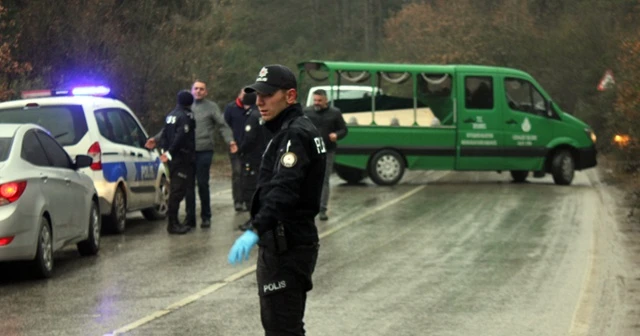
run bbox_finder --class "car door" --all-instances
[94,108,143,209]
[21,130,72,243]
[455,74,506,170]
[118,109,158,207]
[35,130,88,238]
[501,77,554,171]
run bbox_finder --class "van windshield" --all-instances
[0,105,88,146]
[0,137,11,162]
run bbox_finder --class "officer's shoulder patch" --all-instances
[280,152,297,168]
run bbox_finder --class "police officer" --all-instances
[159,90,196,235]
[236,91,272,231]
[228,64,326,336]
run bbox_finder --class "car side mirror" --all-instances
[74,154,93,170]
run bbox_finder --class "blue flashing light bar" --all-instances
[72,86,111,96]
[21,86,112,99]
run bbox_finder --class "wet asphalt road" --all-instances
[0,169,632,336]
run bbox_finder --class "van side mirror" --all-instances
[74,154,93,170]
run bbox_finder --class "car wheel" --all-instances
[334,164,366,185]
[510,170,528,183]
[105,187,127,233]
[368,149,405,186]
[77,200,100,256]
[551,150,575,185]
[141,175,169,221]
[31,217,53,278]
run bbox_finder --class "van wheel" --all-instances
[368,149,405,186]
[510,170,528,183]
[105,187,127,233]
[31,217,53,278]
[551,150,575,185]
[77,201,101,256]
[334,164,366,184]
[141,175,169,220]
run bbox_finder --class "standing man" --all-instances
[303,89,348,221]
[188,80,237,228]
[158,90,196,235]
[147,80,237,228]
[224,89,252,212]
[236,91,272,231]
[228,64,326,336]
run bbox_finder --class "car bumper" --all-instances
[576,145,597,170]
[0,204,39,261]
[93,179,117,215]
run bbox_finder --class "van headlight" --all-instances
[585,128,596,143]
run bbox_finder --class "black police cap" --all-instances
[244,65,297,95]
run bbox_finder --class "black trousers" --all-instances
[167,159,194,221]
[230,153,243,204]
[241,163,258,207]
[257,243,319,336]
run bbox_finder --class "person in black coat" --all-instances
[228,64,326,336]
[237,92,272,231]
[158,90,196,234]
[303,89,348,221]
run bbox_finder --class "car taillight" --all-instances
[0,236,14,246]
[0,181,27,205]
[88,141,102,170]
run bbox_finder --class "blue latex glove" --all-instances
[228,230,259,265]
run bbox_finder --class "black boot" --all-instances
[183,218,196,228]
[167,218,191,234]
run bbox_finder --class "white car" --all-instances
[0,124,99,278]
[305,85,383,107]
[0,87,169,233]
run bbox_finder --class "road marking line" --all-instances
[107,185,426,335]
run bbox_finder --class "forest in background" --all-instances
[0,0,639,175]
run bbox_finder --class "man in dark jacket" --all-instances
[303,89,348,221]
[158,90,197,235]
[236,91,272,231]
[224,89,253,212]
[228,64,326,336]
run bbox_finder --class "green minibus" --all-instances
[298,60,597,186]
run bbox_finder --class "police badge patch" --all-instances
[280,152,297,168]
[245,125,251,132]
[184,124,189,133]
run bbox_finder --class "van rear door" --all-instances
[455,74,505,170]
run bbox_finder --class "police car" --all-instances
[0,86,168,233]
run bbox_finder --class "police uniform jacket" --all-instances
[250,103,326,246]
[160,105,196,161]
[239,106,271,169]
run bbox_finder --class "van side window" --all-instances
[465,77,494,109]
[505,78,547,116]
[95,108,136,147]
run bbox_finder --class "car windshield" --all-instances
[328,89,373,100]
[0,105,88,146]
[0,137,12,162]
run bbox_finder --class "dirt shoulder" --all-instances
[585,156,640,335]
